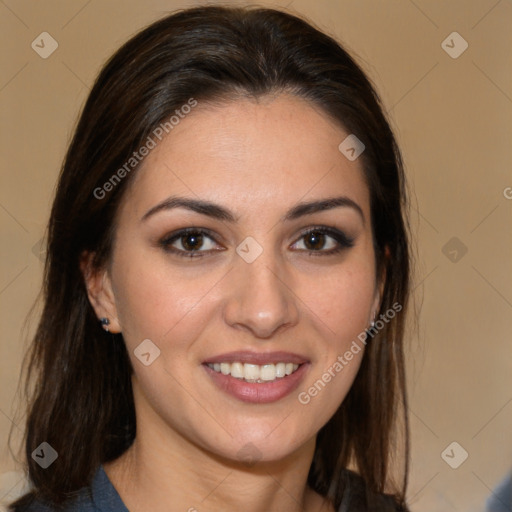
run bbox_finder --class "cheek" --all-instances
[302,265,376,343]
[110,250,220,351]
[295,261,375,416]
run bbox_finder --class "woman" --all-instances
[11,5,411,511]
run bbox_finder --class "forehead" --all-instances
[120,94,370,222]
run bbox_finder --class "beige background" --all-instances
[1,0,511,510]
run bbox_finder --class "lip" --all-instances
[203,350,309,366]
[203,361,310,404]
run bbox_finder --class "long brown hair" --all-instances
[10,5,411,510]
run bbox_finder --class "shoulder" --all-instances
[8,490,95,511]
[8,465,127,512]
[338,469,408,512]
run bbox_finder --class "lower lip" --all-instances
[203,363,309,404]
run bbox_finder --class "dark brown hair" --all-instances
[11,5,411,510]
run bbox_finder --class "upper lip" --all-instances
[203,351,309,365]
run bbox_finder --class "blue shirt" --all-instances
[486,472,512,512]
[19,466,128,512]
[16,465,403,511]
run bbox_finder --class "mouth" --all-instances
[202,351,310,403]
[206,361,301,383]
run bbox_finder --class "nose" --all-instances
[222,249,299,339]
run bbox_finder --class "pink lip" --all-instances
[203,350,309,365]
[203,362,310,404]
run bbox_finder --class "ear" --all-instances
[80,251,122,333]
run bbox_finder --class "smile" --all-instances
[206,362,300,383]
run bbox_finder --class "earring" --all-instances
[370,312,376,328]
[100,317,110,332]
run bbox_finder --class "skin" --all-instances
[84,93,383,512]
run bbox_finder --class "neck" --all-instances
[104,408,332,512]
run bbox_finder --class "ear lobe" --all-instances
[80,251,122,333]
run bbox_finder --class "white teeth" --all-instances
[230,362,244,379]
[260,364,276,381]
[244,363,260,380]
[275,362,286,378]
[207,361,301,382]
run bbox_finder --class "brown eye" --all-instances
[291,226,355,255]
[160,228,221,257]
[303,231,326,250]
[181,232,204,251]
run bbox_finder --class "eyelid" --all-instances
[291,225,355,251]
[160,227,219,243]
[159,228,224,257]
[159,225,355,258]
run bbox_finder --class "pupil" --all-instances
[305,231,324,250]
[182,233,203,250]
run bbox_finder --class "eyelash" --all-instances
[159,226,355,259]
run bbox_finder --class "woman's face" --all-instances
[94,93,381,464]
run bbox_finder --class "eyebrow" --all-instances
[284,196,364,224]
[142,196,238,223]
[141,195,365,224]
